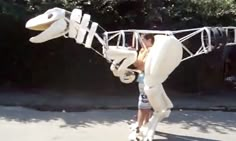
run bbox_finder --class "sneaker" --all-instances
[128,127,143,141]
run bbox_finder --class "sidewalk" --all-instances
[0,88,235,112]
[1,107,235,141]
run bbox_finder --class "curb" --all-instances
[1,104,236,113]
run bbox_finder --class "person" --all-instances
[129,34,155,139]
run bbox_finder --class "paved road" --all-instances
[0,106,235,141]
[1,89,236,112]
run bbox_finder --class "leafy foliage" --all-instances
[161,0,236,27]
[0,0,236,91]
[1,0,236,27]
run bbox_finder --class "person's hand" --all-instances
[127,46,136,50]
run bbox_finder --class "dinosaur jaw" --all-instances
[25,15,56,31]
[25,7,69,43]
[29,19,68,43]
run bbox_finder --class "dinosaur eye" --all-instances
[48,13,53,19]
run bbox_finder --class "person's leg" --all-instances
[137,109,144,129]
[128,101,144,140]
[137,109,150,128]
[137,81,153,126]
[130,84,149,137]
[129,82,151,140]
[143,109,152,125]
[137,82,150,128]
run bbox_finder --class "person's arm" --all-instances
[134,48,149,71]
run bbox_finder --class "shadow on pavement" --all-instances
[0,106,235,135]
[0,107,135,128]
[163,110,236,134]
[154,131,219,141]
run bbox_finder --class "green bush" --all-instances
[1,0,236,27]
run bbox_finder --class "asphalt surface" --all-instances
[0,88,235,141]
[0,89,235,111]
[0,106,235,141]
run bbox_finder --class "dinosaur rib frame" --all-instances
[100,27,236,62]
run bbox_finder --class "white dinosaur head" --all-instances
[25,7,69,43]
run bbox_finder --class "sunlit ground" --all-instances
[0,106,235,141]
